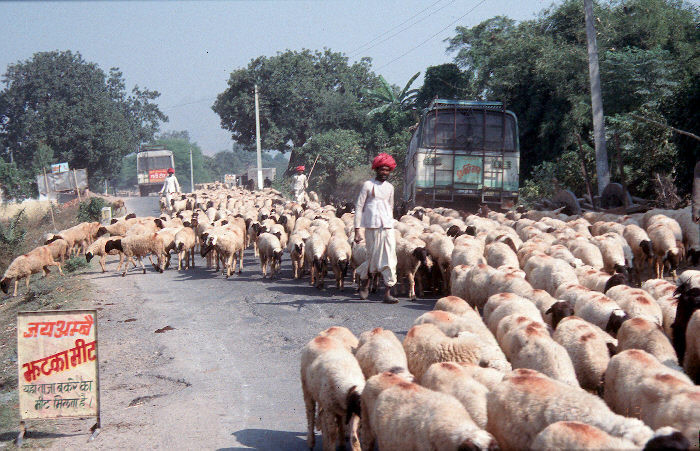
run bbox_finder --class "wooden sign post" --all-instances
[16,310,101,445]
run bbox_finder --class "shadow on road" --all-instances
[220,428,308,450]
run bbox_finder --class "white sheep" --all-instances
[487,368,683,450]
[617,317,680,369]
[257,232,283,277]
[327,236,352,290]
[496,316,579,386]
[0,246,63,296]
[552,315,616,392]
[402,323,481,381]
[300,334,364,451]
[683,311,700,383]
[605,285,663,325]
[420,361,491,429]
[85,236,127,273]
[103,233,165,277]
[355,327,410,380]
[604,349,698,447]
[366,378,497,451]
[530,421,649,450]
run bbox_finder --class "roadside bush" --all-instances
[77,197,108,222]
[63,256,89,273]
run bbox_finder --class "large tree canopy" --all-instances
[0,50,167,197]
[212,49,379,171]
[445,0,698,198]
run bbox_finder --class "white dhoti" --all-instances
[294,189,306,204]
[164,192,172,213]
[357,228,397,287]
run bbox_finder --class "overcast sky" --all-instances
[1,0,551,155]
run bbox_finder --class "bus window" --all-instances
[420,110,516,151]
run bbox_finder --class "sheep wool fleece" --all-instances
[358,228,397,287]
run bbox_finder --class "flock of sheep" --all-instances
[1,184,699,450]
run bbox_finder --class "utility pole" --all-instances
[189,143,194,193]
[584,0,610,196]
[254,84,263,190]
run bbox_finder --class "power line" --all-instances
[376,0,488,72]
[349,0,459,58]
[347,0,446,56]
[160,96,217,111]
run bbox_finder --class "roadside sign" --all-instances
[149,169,168,183]
[17,310,99,420]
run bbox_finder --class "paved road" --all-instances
[48,196,436,450]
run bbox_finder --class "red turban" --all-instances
[167,167,175,174]
[372,153,396,171]
[296,166,305,172]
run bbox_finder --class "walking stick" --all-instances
[307,154,321,181]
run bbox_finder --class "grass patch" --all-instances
[63,256,89,273]
[0,264,94,444]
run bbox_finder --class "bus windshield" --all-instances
[137,155,172,171]
[420,110,516,151]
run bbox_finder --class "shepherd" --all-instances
[159,167,181,213]
[354,153,399,303]
[291,165,308,204]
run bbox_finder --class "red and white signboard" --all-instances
[149,169,168,183]
[17,310,99,419]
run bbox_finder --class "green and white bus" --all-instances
[403,99,520,209]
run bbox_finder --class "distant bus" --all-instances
[403,99,520,209]
[136,145,175,196]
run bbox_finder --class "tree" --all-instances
[212,49,378,171]
[0,50,167,196]
[415,64,470,109]
[364,72,420,116]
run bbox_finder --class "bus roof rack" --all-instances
[426,99,504,110]
[138,144,169,152]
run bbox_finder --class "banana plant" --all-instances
[365,72,420,116]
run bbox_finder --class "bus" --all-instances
[403,99,520,210]
[136,145,175,196]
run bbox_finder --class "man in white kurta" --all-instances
[291,165,308,204]
[354,153,398,303]
[159,168,181,213]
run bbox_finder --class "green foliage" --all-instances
[294,129,366,196]
[365,72,420,116]
[415,64,470,109]
[77,197,108,223]
[0,208,26,249]
[202,143,289,183]
[212,48,379,170]
[0,50,167,193]
[0,161,35,200]
[445,0,698,197]
[64,256,89,273]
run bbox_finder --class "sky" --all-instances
[0,0,552,155]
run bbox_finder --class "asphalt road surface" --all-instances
[46,196,436,450]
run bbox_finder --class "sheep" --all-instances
[317,326,359,354]
[485,241,519,269]
[566,238,605,270]
[85,236,127,273]
[402,323,481,381]
[327,236,352,290]
[434,294,475,316]
[420,362,491,429]
[529,289,561,327]
[605,285,663,326]
[487,368,686,450]
[155,226,184,269]
[45,237,69,270]
[287,232,306,279]
[200,228,245,277]
[684,311,700,383]
[414,307,511,372]
[257,232,283,278]
[483,293,544,335]
[575,265,624,293]
[0,246,63,297]
[552,316,616,392]
[425,233,454,294]
[300,334,364,451]
[448,264,474,304]
[174,227,196,270]
[554,284,629,335]
[355,327,411,380]
[672,283,700,369]
[451,238,486,269]
[604,349,698,447]
[396,236,432,299]
[524,254,578,297]
[647,222,682,280]
[623,224,654,281]
[616,317,679,369]
[359,371,412,451]
[46,222,93,256]
[366,378,498,451]
[531,421,674,450]
[546,244,583,268]
[268,222,288,249]
[104,233,165,276]
[496,316,579,386]
[306,232,329,289]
